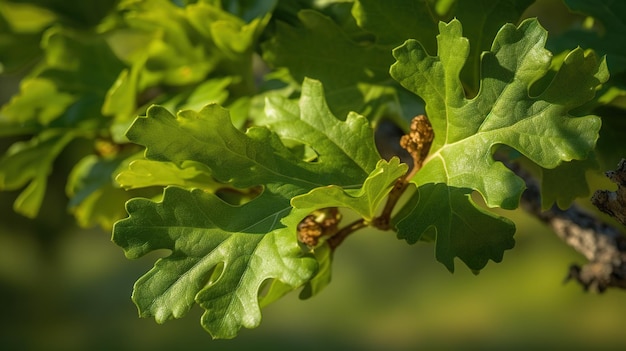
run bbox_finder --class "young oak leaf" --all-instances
[114,78,383,338]
[291,157,407,222]
[390,18,608,210]
[113,187,317,339]
[286,158,406,296]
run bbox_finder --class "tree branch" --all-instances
[511,160,626,293]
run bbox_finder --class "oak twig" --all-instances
[510,160,626,293]
[327,219,368,251]
[373,115,434,231]
[307,115,435,251]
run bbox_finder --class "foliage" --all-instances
[1,0,624,340]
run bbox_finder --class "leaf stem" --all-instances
[325,115,434,250]
[326,174,412,251]
[370,115,433,231]
[328,218,367,251]
[373,177,409,231]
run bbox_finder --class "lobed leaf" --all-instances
[391,18,608,209]
[263,78,381,181]
[390,18,607,271]
[552,0,626,173]
[262,9,392,118]
[540,158,597,209]
[292,158,407,221]
[114,78,384,338]
[393,183,515,272]
[114,187,316,339]
[353,0,534,95]
[0,130,77,217]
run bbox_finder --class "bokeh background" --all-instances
[3,192,626,350]
[2,0,626,350]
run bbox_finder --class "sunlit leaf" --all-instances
[390,18,607,270]
[391,19,607,209]
[292,158,407,221]
[113,78,383,338]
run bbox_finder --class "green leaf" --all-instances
[558,0,626,74]
[41,26,125,99]
[451,0,535,94]
[114,78,383,338]
[540,157,597,210]
[393,183,515,272]
[0,2,53,73]
[263,78,381,180]
[391,19,608,210]
[2,26,125,133]
[296,243,332,299]
[111,0,216,87]
[111,0,266,96]
[1,78,75,126]
[127,80,379,189]
[292,158,407,221]
[102,68,139,126]
[0,24,127,218]
[262,9,392,118]
[0,130,76,217]
[173,76,233,112]
[114,187,317,339]
[389,18,607,272]
[260,203,335,306]
[116,159,220,192]
[352,0,440,48]
[353,0,534,94]
[552,0,626,171]
[66,154,136,229]
[187,2,271,57]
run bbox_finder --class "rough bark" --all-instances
[514,160,626,293]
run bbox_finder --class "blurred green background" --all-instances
[2,0,626,350]
[2,169,626,350]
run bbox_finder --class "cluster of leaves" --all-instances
[1,0,625,340]
[0,0,269,226]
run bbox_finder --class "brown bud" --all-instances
[297,207,342,247]
[399,115,434,171]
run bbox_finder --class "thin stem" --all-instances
[323,172,414,251]
[374,177,409,231]
[324,115,433,250]
[328,218,367,251]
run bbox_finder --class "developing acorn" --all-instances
[297,207,342,248]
